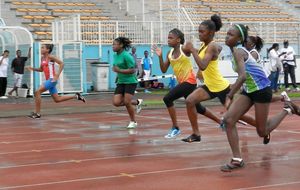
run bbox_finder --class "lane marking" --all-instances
[0,156,300,190]
[1,139,300,169]
[120,173,135,178]
[31,150,42,153]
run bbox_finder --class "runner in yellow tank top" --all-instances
[153,28,221,139]
[181,15,232,142]
[181,15,263,143]
[198,43,229,92]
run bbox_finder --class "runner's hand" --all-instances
[152,45,162,57]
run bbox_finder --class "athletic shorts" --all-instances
[43,79,58,95]
[114,83,137,95]
[241,86,272,103]
[201,85,231,105]
[13,73,23,88]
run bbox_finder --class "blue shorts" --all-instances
[43,79,58,95]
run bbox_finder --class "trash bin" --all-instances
[91,62,110,91]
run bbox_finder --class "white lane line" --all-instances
[1,139,300,170]
[233,181,300,190]
[107,112,219,125]
[1,156,300,190]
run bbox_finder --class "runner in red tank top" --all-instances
[26,44,86,119]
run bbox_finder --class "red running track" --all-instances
[0,102,300,190]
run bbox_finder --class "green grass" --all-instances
[286,92,300,98]
[274,90,300,98]
[139,89,169,95]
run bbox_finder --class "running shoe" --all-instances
[76,92,86,103]
[136,99,143,114]
[28,112,41,119]
[283,101,296,115]
[181,134,201,143]
[127,121,137,129]
[263,134,270,145]
[286,101,300,116]
[164,127,181,138]
[281,91,290,102]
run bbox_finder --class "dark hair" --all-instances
[283,40,289,45]
[267,43,279,54]
[249,36,264,52]
[201,14,222,32]
[114,37,132,51]
[169,28,185,44]
[4,50,9,53]
[235,24,248,44]
[44,44,54,54]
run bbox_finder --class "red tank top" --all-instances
[41,57,55,80]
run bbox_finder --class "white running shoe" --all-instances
[136,99,143,114]
[127,121,137,129]
[281,91,290,102]
[0,96,8,99]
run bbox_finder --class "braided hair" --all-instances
[169,28,185,44]
[114,37,132,51]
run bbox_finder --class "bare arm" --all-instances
[0,53,8,65]
[185,42,219,71]
[0,56,4,65]
[26,64,43,72]
[27,47,32,58]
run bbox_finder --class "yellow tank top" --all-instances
[168,46,196,84]
[199,43,229,92]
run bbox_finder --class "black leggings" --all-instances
[163,82,206,114]
[0,77,7,96]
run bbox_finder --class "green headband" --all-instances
[235,24,245,42]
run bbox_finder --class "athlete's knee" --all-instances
[34,90,41,97]
[123,99,131,106]
[112,100,122,107]
[53,98,60,103]
[163,96,174,107]
[222,115,235,129]
[185,96,196,107]
[196,104,206,115]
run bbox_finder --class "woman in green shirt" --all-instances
[112,37,142,129]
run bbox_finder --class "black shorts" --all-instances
[201,85,230,105]
[241,86,272,103]
[114,83,137,95]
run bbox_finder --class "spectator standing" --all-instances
[268,43,282,92]
[280,40,299,91]
[0,50,9,99]
[8,48,31,97]
[141,50,153,93]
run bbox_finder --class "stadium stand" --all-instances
[1,0,300,43]
[3,0,117,41]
